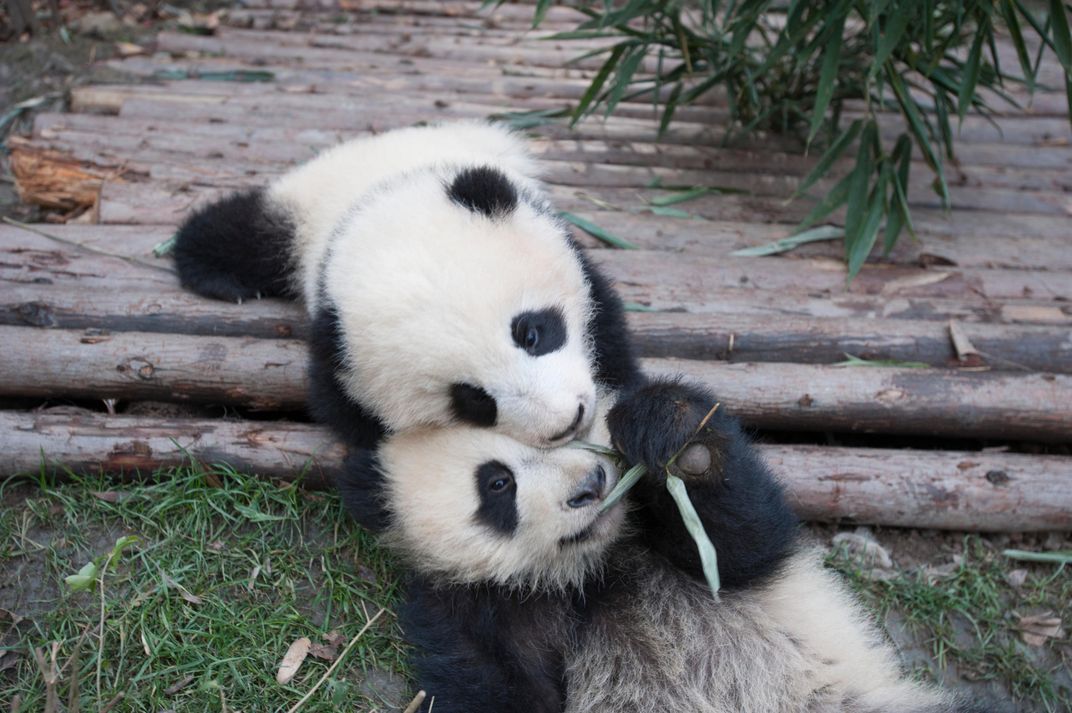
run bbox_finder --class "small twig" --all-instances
[98,693,124,713]
[286,608,387,713]
[1,216,176,275]
[402,690,427,713]
[65,625,93,713]
[31,644,60,713]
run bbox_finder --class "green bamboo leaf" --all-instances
[834,354,930,368]
[560,211,639,249]
[599,463,647,512]
[532,0,552,28]
[887,64,949,206]
[731,225,845,257]
[658,83,684,135]
[571,44,625,124]
[869,2,914,80]
[807,7,848,145]
[650,186,711,206]
[957,18,988,123]
[795,119,862,198]
[846,162,890,281]
[649,206,693,218]
[1049,0,1072,70]
[604,48,646,118]
[883,135,915,255]
[666,474,721,596]
[546,30,621,40]
[844,121,877,242]
[999,1,1034,90]
[796,171,853,232]
[1003,549,1072,565]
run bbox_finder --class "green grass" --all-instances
[0,465,408,712]
[827,536,1072,713]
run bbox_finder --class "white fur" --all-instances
[266,122,598,442]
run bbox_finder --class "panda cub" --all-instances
[172,122,639,451]
[371,379,979,713]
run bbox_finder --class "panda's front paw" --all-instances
[607,377,727,483]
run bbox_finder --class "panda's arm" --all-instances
[606,377,799,591]
[401,579,566,713]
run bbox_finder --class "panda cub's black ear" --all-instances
[447,166,518,219]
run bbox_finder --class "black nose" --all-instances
[567,465,606,509]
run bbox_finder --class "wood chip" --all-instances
[1018,613,1064,647]
[115,42,146,57]
[948,321,981,362]
[276,637,311,685]
[879,271,952,295]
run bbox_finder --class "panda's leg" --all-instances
[606,377,798,591]
[401,579,565,713]
[172,189,296,302]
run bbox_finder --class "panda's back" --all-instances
[566,548,953,713]
[265,121,540,306]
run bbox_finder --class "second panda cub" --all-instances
[369,380,978,713]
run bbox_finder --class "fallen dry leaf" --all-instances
[1006,569,1029,588]
[307,641,338,662]
[879,271,952,296]
[276,636,311,685]
[1018,613,1064,647]
[115,42,146,57]
[0,651,19,673]
[91,491,131,504]
[323,629,346,647]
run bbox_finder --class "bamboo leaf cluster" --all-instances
[515,0,1072,280]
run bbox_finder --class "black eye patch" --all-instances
[450,383,497,427]
[474,460,518,535]
[511,308,566,357]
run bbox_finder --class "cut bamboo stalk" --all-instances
[1,410,1067,531]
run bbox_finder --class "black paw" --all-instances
[607,377,729,482]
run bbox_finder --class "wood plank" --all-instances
[2,327,1069,441]
[2,409,1068,531]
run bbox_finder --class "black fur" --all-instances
[172,189,297,302]
[569,241,642,391]
[511,308,567,356]
[606,377,798,590]
[447,166,518,219]
[307,303,386,448]
[403,576,573,713]
[450,383,498,427]
[335,448,390,533]
[474,461,519,535]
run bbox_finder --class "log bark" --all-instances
[1,410,1067,531]
[2,327,1070,441]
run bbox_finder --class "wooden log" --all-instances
[1,327,1069,441]
[645,358,1072,443]
[0,327,308,411]
[1,410,1068,531]
[3,280,1070,371]
[5,222,1069,321]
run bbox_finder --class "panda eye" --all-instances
[510,309,565,357]
[488,474,513,493]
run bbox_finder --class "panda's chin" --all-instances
[558,501,624,550]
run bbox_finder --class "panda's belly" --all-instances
[565,552,835,713]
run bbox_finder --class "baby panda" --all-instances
[173,122,641,530]
[172,122,639,451]
[365,379,981,713]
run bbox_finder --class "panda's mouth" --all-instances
[559,521,598,547]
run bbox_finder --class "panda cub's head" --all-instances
[321,165,599,447]
[378,427,627,591]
